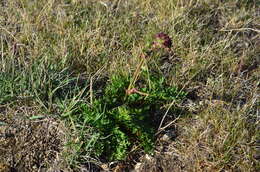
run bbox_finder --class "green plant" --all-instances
[68,61,186,161]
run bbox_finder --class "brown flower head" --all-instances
[153,32,172,49]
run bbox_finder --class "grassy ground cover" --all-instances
[0,0,259,171]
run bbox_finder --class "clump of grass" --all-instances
[170,103,259,171]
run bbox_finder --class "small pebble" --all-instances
[161,130,176,142]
